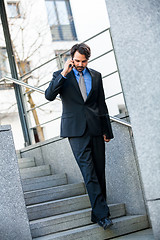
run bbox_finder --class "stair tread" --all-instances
[30,203,126,238]
[32,215,148,240]
[30,203,124,226]
[30,208,92,225]
[25,182,85,195]
[24,182,86,205]
[22,173,67,185]
[22,173,68,192]
[27,194,89,209]
[20,165,50,172]
[18,157,35,162]
[20,165,52,180]
[27,194,91,220]
[18,157,36,169]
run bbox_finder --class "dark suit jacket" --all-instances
[45,68,114,139]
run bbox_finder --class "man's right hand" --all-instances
[61,59,74,77]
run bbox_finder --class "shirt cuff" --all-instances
[61,73,67,79]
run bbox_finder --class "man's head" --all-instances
[70,43,91,72]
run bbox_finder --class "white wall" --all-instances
[70,0,110,40]
[0,89,24,149]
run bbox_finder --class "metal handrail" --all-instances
[102,70,118,79]
[105,91,122,100]
[0,76,45,94]
[0,76,131,128]
[88,50,113,64]
[0,76,61,100]
[110,116,131,128]
[20,28,111,80]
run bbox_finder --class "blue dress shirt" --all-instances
[73,68,92,96]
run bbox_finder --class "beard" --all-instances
[74,66,84,72]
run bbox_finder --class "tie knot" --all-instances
[79,72,83,76]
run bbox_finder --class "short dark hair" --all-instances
[70,43,91,60]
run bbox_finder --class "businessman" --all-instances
[45,43,114,230]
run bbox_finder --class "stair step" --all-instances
[22,173,68,192]
[27,194,90,220]
[32,215,149,240]
[20,165,51,179]
[18,157,36,169]
[24,182,86,205]
[30,203,125,238]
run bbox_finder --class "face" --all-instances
[73,51,88,72]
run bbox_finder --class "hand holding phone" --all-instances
[69,58,75,68]
[69,63,73,68]
[61,59,74,77]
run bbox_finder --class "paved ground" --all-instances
[111,229,154,240]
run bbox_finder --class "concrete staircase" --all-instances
[18,157,149,240]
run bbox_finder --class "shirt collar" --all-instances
[73,67,87,76]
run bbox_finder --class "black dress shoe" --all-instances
[97,217,113,230]
[91,217,97,223]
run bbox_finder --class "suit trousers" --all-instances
[68,127,110,222]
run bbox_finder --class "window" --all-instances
[0,47,13,90]
[17,61,31,75]
[55,50,70,69]
[7,2,21,18]
[17,61,32,82]
[0,83,13,90]
[118,104,127,115]
[0,48,7,79]
[33,127,41,143]
[45,0,77,41]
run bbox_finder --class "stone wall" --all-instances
[0,125,32,240]
[105,0,160,238]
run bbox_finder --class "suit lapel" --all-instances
[67,70,82,97]
[66,68,96,102]
[86,68,96,101]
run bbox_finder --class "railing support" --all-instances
[0,77,132,129]
[0,0,31,146]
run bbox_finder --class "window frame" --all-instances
[7,1,21,18]
[0,47,8,79]
[45,0,77,41]
[0,47,13,90]
[55,50,70,69]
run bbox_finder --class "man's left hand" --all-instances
[103,135,111,142]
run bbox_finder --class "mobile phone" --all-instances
[69,58,74,68]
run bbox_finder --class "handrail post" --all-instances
[58,54,64,69]
[0,0,31,146]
